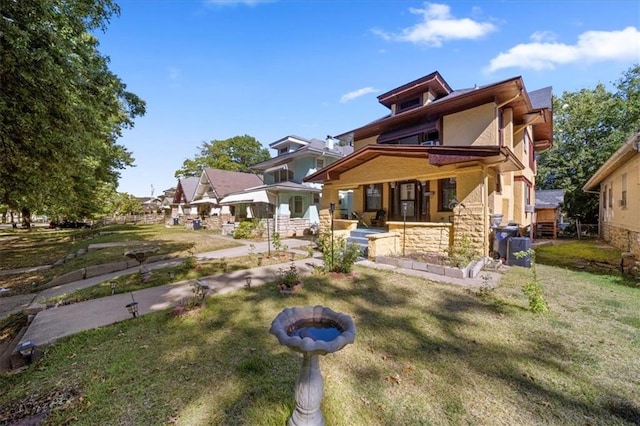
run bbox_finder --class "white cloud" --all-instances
[340,87,378,103]
[373,2,496,47]
[486,26,640,72]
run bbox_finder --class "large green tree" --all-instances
[0,0,145,223]
[536,65,640,223]
[175,135,271,178]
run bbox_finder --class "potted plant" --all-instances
[276,263,302,295]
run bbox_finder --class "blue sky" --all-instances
[96,1,640,197]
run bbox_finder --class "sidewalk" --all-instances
[12,238,318,348]
[7,236,502,366]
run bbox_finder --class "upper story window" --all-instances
[279,146,289,155]
[315,158,325,169]
[272,169,294,183]
[398,97,421,113]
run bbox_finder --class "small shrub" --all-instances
[523,280,548,313]
[318,231,361,273]
[233,219,264,239]
[515,249,548,313]
[276,263,300,288]
[447,234,476,267]
[181,256,197,271]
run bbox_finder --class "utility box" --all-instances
[507,237,532,267]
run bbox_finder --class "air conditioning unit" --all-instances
[524,204,535,213]
[420,140,440,146]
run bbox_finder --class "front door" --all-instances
[390,181,430,221]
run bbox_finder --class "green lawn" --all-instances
[1,258,638,425]
[0,224,242,294]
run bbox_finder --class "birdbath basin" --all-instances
[124,247,159,282]
[270,305,356,426]
[124,246,159,264]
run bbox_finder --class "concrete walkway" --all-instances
[6,236,502,366]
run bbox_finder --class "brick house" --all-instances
[304,71,553,258]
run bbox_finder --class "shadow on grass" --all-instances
[2,266,638,425]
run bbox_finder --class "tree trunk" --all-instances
[21,207,31,229]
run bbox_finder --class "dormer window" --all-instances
[398,96,421,113]
[315,158,325,169]
[279,146,289,155]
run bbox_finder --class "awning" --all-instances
[264,163,290,173]
[219,190,276,206]
[190,198,218,205]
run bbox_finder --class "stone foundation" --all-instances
[602,223,640,258]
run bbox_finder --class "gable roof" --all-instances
[174,177,199,204]
[202,168,264,199]
[535,189,565,209]
[583,130,640,191]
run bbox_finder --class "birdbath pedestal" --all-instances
[270,305,356,426]
[124,247,159,282]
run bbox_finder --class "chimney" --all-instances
[326,135,334,150]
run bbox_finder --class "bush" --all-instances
[447,234,476,267]
[318,231,361,274]
[233,219,264,239]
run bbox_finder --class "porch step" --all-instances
[347,227,388,258]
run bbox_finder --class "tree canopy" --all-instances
[536,65,640,223]
[0,0,145,220]
[175,135,271,178]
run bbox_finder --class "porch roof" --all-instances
[303,144,524,183]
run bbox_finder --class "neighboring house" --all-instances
[220,135,352,237]
[534,189,565,239]
[583,131,640,257]
[304,71,553,258]
[190,168,264,223]
[171,176,200,219]
[138,197,162,214]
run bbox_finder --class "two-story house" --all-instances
[219,135,352,237]
[304,71,553,258]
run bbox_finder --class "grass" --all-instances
[1,260,639,425]
[0,224,243,294]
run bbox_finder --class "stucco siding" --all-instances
[354,135,378,152]
[599,154,640,233]
[443,103,497,147]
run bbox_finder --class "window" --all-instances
[608,185,613,208]
[622,173,627,207]
[272,169,294,183]
[315,158,325,169]
[279,146,289,155]
[398,97,421,112]
[602,185,607,209]
[438,178,457,211]
[290,196,303,215]
[312,193,320,204]
[365,184,382,211]
[496,173,502,194]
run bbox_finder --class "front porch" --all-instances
[324,215,458,260]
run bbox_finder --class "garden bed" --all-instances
[375,254,487,279]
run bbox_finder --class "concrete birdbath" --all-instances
[124,246,159,282]
[270,305,356,426]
